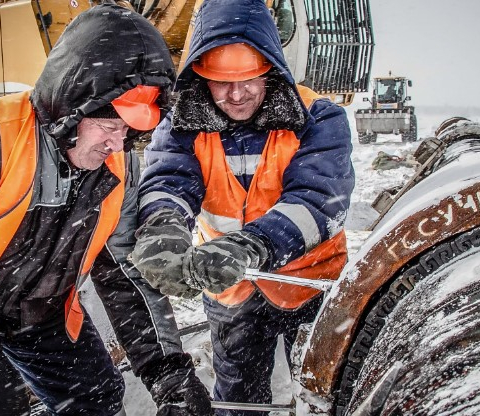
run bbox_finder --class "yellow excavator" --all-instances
[0,0,374,105]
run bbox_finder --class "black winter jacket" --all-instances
[0,4,182,375]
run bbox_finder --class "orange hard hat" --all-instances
[112,85,160,131]
[192,43,272,82]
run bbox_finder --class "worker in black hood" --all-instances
[30,2,175,151]
[0,4,211,416]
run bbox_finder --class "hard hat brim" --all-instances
[112,100,160,131]
[191,43,273,82]
[112,85,161,131]
[192,61,272,82]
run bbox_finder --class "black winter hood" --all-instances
[30,4,176,147]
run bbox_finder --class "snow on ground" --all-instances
[82,105,480,415]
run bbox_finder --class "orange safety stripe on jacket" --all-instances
[0,91,37,258]
[64,153,125,342]
[194,88,347,309]
[0,91,125,341]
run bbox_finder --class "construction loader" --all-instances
[355,73,417,143]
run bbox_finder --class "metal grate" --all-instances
[302,0,374,94]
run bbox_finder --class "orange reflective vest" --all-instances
[194,86,347,309]
[0,91,125,341]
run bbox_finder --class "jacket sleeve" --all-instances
[243,99,355,270]
[90,151,184,376]
[137,112,205,229]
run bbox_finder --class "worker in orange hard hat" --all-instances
[189,42,273,122]
[0,4,212,416]
[132,0,355,414]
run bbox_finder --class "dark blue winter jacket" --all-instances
[138,0,355,270]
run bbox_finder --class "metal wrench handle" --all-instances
[211,401,295,413]
[245,268,334,292]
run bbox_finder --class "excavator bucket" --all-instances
[0,0,89,95]
[0,0,47,94]
[302,0,374,103]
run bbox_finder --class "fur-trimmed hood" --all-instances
[172,75,305,132]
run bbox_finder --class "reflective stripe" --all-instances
[200,207,242,233]
[269,202,320,251]
[226,154,261,176]
[139,191,195,219]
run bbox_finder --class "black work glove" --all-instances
[141,353,213,416]
[182,230,269,294]
[131,208,200,298]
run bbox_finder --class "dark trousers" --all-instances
[0,311,125,416]
[203,292,323,416]
[0,350,31,416]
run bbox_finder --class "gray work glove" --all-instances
[131,208,200,298]
[141,353,213,416]
[182,230,269,294]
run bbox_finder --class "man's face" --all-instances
[67,118,129,170]
[207,77,267,121]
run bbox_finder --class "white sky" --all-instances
[367,0,480,108]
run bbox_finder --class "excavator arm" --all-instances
[1,0,374,103]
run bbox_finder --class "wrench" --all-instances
[245,268,334,292]
[212,401,295,414]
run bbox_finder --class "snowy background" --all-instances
[368,0,480,109]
